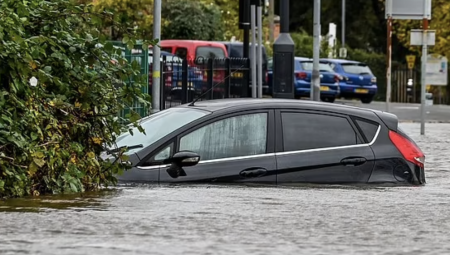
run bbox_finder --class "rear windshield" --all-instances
[300,61,334,72]
[227,44,267,63]
[196,46,226,59]
[341,63,373,75]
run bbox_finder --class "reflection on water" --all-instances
[0,123,449,255]
[0,189,121,213]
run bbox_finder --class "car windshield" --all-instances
[341,63,373,75]
[113,107,211,154]
[300,61,334,72]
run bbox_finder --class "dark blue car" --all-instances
[320,59,377,104]
[268,57,340,102]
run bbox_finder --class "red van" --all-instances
[157,40,229,94]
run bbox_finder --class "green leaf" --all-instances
[129,111,141,123]
[33,158,45,168]
[104,42,113,51]
[69,47,76,53]
[43,66,52,72]
[122,36,129,44]
[69,182,78,192]
[30,132,39,141]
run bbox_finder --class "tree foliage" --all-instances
[161,0,224,41]
[0,0,153,198]
[91,0,154,40]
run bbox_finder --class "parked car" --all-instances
[320,58,378,104]
[215,41,269,95]
[267,57,340,102]
[148,50,203,98]
[103,98,426,186]
[158,40,228,95]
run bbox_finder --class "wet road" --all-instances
[0,123,449,255]
[336,100,450,123]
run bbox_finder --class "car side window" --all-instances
[281,112,359,152]
[145,143,174,166]
[354,118,380,143]
[175,47,188,60]
[179,113,268,161]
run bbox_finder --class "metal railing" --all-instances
[152,57,250,110]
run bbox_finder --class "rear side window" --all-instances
[196,46,225,59]
[341,63,373,75]
[281,112,359,152]
[300,61,334,72]
[161,47,173,53]
[229,45,243,58]
[354,118,379,143]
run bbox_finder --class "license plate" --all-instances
[355,88,369,94]
[320,86,329,91]
[177,81,193,88]
[231,72,243,78]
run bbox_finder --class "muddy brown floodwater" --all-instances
[0,123,449,255]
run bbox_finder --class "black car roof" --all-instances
[179,98,398,129]
[181,98,376,114]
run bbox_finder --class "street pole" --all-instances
[269,0,274,42]
[311,0,321,101]
[420,0,429,135]
[257,5,263,98]
[272,0,294,99]
[386,17,392,112]
[342,0,345,47]
[251,5,257,98]
[151,0,161,113]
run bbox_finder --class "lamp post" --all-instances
[272,0,295,99]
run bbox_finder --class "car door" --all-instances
[159,110,277,184]
[275,110,376,184]
[133,140,176,183]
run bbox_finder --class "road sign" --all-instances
[426,54,448,86]
[406,55,416,69]
[410,29,436,46]
[339,48,347,58]
[385,0,431,20]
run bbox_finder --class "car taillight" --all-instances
[389,130,425,168]
[371,77,377,83]
[295,72,307,80]
[334,74,340,83]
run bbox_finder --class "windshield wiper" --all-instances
[359,72,370,75]
[106,144,144,155]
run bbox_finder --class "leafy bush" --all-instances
[0,0,152,198]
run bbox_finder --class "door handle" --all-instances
[240,168,267,178]
[340,157,367,166]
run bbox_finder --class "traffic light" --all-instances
[406,78,413,97]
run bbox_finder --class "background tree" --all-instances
[92,0,154,40]
[161,0,224,41]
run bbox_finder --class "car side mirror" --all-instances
[165,151,200,167]
[164,151,200,179]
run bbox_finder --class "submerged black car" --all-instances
[108,98,426,185]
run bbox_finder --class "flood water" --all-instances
[0,123,449,255]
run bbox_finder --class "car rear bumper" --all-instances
[339,83,377,98]
[295,82,340,97]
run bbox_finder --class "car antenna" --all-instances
[188,59,246,106]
